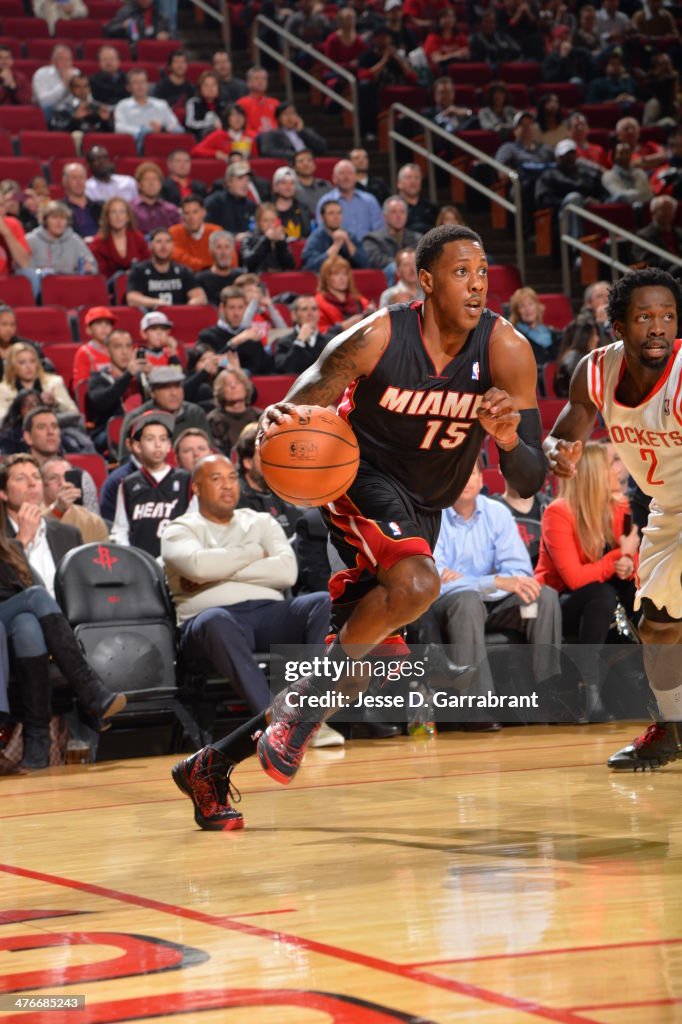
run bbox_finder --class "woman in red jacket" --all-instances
[89,198,149,280]
[314,255,372,335]
[535,442,640,719]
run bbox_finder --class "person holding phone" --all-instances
[197,286,274,375]
[239,203,296,274]
[42,457,109,542]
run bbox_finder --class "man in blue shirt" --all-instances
[302,199,370,272]
[427,461,561,722]
[315,160,384,240]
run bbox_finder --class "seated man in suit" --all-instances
[0,453,82,597]
[256,102,327,161]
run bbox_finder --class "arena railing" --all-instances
[560,203,682,295]
[387,104,526,283]
[185,0,231,49]
[253,13,361,149]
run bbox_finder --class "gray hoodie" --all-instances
[26,225,94,274]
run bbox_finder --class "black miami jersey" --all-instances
[121,467,191,557]
[337,302,498,510]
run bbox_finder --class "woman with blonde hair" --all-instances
[207,366,262,453]
[89,198,149,279]
[508,286,558,364]
[315,255,371,334]
[0,343,77,422]
[535,442,640,719]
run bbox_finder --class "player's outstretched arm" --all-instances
[543,355,598,478]
[257,309,391,440]
[481,321,546,497]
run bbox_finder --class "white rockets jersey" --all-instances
[587,339,682,513]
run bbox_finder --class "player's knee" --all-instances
[639,613,682,646]
[385,558,440,620]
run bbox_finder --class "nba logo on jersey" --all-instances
[471,361,480,381]
[388,521,402,537]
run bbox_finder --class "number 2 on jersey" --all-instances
[640,447,664,486]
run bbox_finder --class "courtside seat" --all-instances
[54,543,203,758]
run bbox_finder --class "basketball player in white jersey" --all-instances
[545,267,682,770]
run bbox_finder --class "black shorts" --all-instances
[321,460,441,629]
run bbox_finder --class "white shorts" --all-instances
[635,503,682,619]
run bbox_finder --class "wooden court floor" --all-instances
[1,724,681,1024]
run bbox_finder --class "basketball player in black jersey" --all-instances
[172,225,548,829]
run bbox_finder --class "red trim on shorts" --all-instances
[327,493,434,575]
[328,566,363,603]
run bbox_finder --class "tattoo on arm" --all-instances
[286,320,388,408]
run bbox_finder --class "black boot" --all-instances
[38,614,126,731]
[17,655,51,769]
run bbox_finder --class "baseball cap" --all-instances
[272,167,298,186]
[385,0,402,10]
[512,110,534,129]
[84,306,116,327]
[130,410,175,442]
[141,311,174,331]
[227,162,251,178]
[555,138,577,158]
[148,365,185,388]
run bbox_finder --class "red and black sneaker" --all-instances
[171,747,244,830]
[258,677,323,785]
[608,722,682,771]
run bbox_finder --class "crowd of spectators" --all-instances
[0,0,662,767]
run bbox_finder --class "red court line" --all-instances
[0,761,598,821]
[570,998,682,1011]
[0,862,601,1024]
[405,936,682,968]
[0,738,607,800]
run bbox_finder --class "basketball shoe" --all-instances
[172,747,244,830]
[257,677,325,784]
[608,721,682,771]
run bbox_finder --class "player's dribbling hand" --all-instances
[477,388,520,449]
[256,402,299,446]
[545,438,583,477]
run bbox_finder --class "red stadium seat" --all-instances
[498,61,541,85]
[3,17,50,37]
[248,158,287,180]
[18,131,77,160]
[41,275,110,310]
[107,414,124,451]
[539,293,573,330]
[186,60,211,83]
[542,360,557,399]
[25,38,78,60]
[0,37,23,57]
[487,265,523,302]
[538,398,565,431]
[314,157,339,181]
[580,104,623,129]
[261,271,317,297]
[0,106,45,133]
[189,158,225,186]
[534,81,582,107]
[0,276,35,306]
[506,84,529,108]
[156,305,217,346]
[41,342,77,388]
[583,202,637,237]
[83,131,137,158]
[77,305,141,342]
[0,133,13,156]
[114,274,129,304]
[0,1,26,17]
[15,307,73,344]
[457,130,501,158]
[123,392,142,412]
[66,452,108,494]
[0,157,45,186]
[251,375,296,407]
[142,133,196,159]
[448,63,492,86]
[55,18,105,38]
[136,39,181,62]
[115,156,144,177]
[353,269,387,304]
[288,239,305,270]
[82,38,131,60]
[86,0,120,19]
[482,467,505,494]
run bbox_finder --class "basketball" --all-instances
[259,406,360,507]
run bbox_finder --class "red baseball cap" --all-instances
[84,306,116,327]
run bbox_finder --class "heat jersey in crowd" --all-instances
[337,302,498,510]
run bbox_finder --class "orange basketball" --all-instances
[260,406,360,507]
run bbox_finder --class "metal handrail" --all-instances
[560,203,682,294]
[184,0,231,50]
[387,103,526,282]
[254,14,360,148]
